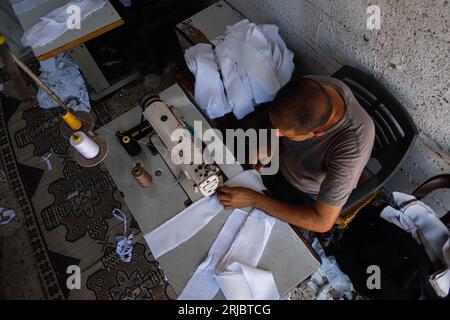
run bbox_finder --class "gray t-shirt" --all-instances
[280,75,375,207]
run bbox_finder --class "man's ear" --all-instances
[312,129,326,137]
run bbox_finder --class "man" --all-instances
[218,76,375,233]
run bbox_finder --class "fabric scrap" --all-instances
[36,53,91,111]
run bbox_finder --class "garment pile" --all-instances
[381,192,450,298]
[185,19,295,120]
[144,170,280,300]
[308,238,354,300]
[36,53,91,112]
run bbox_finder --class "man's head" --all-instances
[269,78,333,141]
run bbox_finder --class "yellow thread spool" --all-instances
[62,110,82,131]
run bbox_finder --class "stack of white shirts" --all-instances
[185,19,295,120]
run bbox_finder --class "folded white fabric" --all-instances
[177,209,249,300]
[216,262,278,300]
[185,19,294,120]
[22,0,105,47]
[381,192,450,297]
[185,44,232,119]
[215,42,254,119]
[215,209,279,300]
[144,170,266,259]
[179,208,279,300]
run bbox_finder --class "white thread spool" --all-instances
[70,131,100,159]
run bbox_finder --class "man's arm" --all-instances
[218,186,342,233]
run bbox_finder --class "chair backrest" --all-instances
[332,66,418,211]
[412,174,450,225]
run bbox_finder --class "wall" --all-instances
[227,0,450,154]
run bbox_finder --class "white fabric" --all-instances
[12,0,48,15]
[381,192,450,297]
[215,262,278,300]
[308,238,354,300]
[144,169,278,300]
[381,192,450,264]
[112,208,134,263]
[185,19,294,120]
[0,208,16,225]
[430,239,450,297]
[37,53,91,111]
[184,44,231,119]
[144,170,265,259]
[145,195,223,259]
[177,209,248,300]
[22,0,105,47]
[179,208,279,300]
[215,210,279,300]
[40,150,53,171]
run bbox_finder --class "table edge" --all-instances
[36,19,125,61]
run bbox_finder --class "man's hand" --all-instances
[218,186,261,209]
[219,186,342,233]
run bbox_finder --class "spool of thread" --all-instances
[70,131,100,159]
[118,134,142,156]
[131,165,152,188]
[61,109,82,131]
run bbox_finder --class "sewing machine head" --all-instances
[140,93,221,197]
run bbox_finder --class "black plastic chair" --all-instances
[332,66,419,214]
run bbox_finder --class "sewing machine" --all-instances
[140,93,221,197]
[115,92,222,198]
